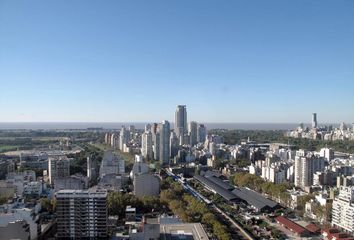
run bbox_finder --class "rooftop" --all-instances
[56,189,107,198]
[0,220,30,240]
[306,223,320,234]
[160,223,209,240]
[232,187,278,210]
[194,175,237,201]
[275,216,308,235]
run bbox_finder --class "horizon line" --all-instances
[0,121,348,124]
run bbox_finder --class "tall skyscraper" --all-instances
[159,120,170,165]
[312,113,318,129]
[151,123,158,134]
[170,131,179,158]
[152,131,160,161]
[141,130,153,160]
[129,125,136,139]
[188,121,198,146]
[87,156,97,184]
[110,133,119,148]
[197,124,207,143]
[119,126,128,151]
[56,189,108,239]
[175,105,187,140]
[145,123,152,132]
[104,133,111,145]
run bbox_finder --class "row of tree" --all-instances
[107,192,161,218]
[287,138,354,154]
[208,129,286,145]
[106,177,232,239]
[231,173,292,207]
[160,177,231,240]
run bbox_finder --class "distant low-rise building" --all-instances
[23,181,44,197]
[133,174,160,198]
[99,151,125,177]
[0,203,41,240]
[0,220,30,240]
[160,223,209,240]
[48,157,70,185]
[275,216,311,237]
[54,175,87,192]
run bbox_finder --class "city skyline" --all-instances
[2,1,354,239]
[1,1,354,123]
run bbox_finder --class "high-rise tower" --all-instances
[175,105,187,140]
[312,113,318,129]
[197,124,207,143]
[188,121,198,146]
[159,120,170,165]
[141,130,153,160]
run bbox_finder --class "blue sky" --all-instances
[0,0,353,123]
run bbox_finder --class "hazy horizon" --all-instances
[0,122,344,131]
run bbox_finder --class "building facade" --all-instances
[141,130,153,160]
[188,121,198,146]
[56,189,108,239]
[294,151,325,188]
[332,187,354,234]
[133,174,160,198]
[175,105,187,140]
[48,157,70,184]
[159,121,170,165]
[197,124,207,143]
[312,113,318,129]
[119,126,128,151]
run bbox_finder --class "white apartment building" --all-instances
[141,130,153,160]
[133,174,160,198]
[294,151,325,188]
[319,148,334,161]
[332,187,354,233]
[261,164,287,184]
[23,181,43,196]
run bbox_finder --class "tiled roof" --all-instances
[306,223,320,233]
[275,216,308,235]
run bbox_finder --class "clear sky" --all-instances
[1,0,353,123]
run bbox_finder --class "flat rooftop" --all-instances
[160,223,209,240]
[56,189,107,198]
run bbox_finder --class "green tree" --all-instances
[107,192,141,217]
[40,198,56,213]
